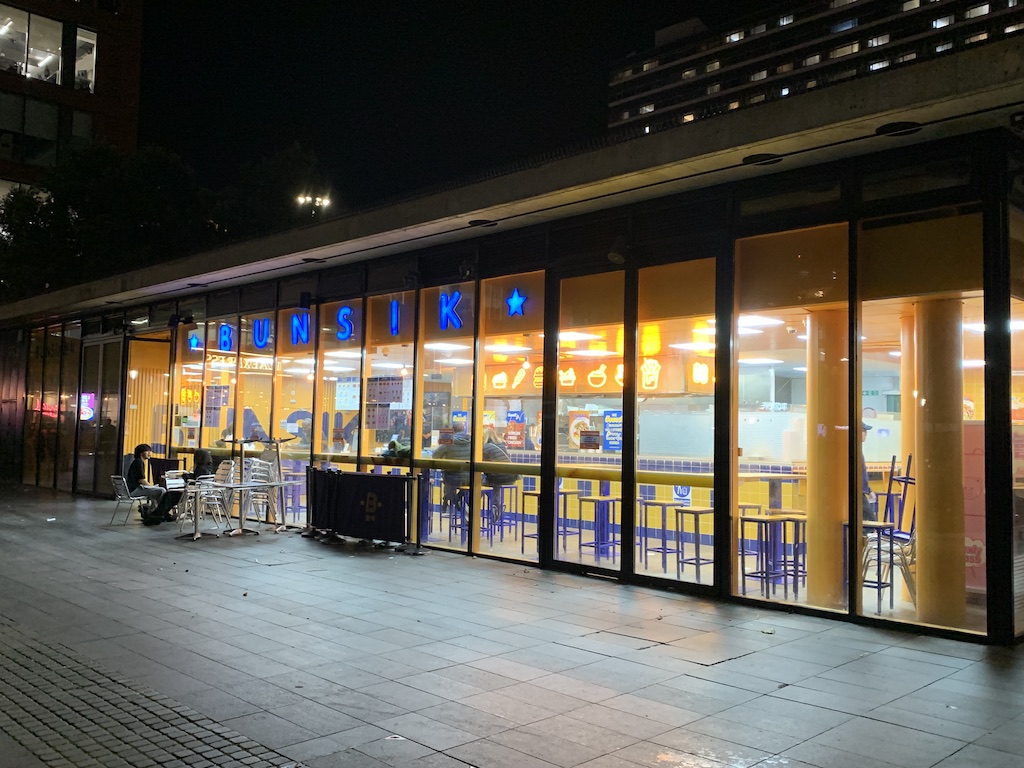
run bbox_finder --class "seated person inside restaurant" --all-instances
[431,427,471,514]
[126,443,183,524]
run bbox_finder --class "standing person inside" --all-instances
[861,423,877,521]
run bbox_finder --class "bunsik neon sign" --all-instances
[439,291,463,330]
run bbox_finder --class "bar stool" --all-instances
[579,495,619,563]
[639,499,680,572]
[676,506,714,583]
[521,489,540,554]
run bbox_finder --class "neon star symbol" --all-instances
[506,288,527,317]
[187,334,201,351]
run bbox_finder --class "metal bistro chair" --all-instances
[110,475,146,525]
[863,455,916,607]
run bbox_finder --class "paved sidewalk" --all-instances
[2,485,1024,768]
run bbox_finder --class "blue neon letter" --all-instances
[218,325,233,351]
[439,290,463,331]
[390,299,400,336]
[336,306,354,341]
[290,312,309,346]
[253,318,270,349]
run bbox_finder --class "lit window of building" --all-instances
[935,41,954,52]
[780,85,791,96]
[1007,22,1024,32]
[831,42,860,58]
[832,19,858,32]
[966,32,989,43]
[869,59,889,71]
[639,103,654,114]
[779,14,794,25]
[682,68,696,78]
[804,53,822,66]
[728,100,740,110]
[777,62,794,73]
[897,51,919,62]
[620,110,630,121]
[751,69,767,82]
[965,4,990,17]
[726,30,744,43]
[748,93,765,104]
[706,60,720,72]
[707,82,721,94]
[642,60,657,71]
[903,0,921,9]
[933,15,954,28]
[868,34,890,46]
[681,112,695,122]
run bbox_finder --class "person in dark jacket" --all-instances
[126,444,182,524]
[184,449,215,480]
[432,430,471,511]
[481,427,518,487]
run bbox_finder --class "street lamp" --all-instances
[296,195,330,218]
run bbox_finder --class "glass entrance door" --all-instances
[74,337,122,494]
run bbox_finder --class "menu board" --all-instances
[367,376,404,403]
[365,403,392,429]
[206,385,230,407]
[602,410,623,451]
[334,377,360,410]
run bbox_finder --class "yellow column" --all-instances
[900,314,917,530]
[805,309,849,609]
[915,299,965,627]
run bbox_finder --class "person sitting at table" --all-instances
[126,444,183,524]
[432,426,471,515]
[183,449,215,480]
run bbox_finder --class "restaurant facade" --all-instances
[2,22,1024,642]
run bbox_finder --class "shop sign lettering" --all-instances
[291,312,309,346]
[218,325,234,351]
[439,291,463,330]
[336,306,355,340]
[253,318,271,349]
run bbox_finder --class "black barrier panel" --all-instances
[308,468,407,543]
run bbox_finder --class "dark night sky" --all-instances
[139,1,780,208]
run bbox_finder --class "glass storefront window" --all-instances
[74,27,96,92]
[57,322,81,492]
[38,326,61,487]
[26,13,61,84]
[859,211,986,633]
[273,307,316,527]
[476,271,544,561]
[1012,166,1024,636]
[0,6,29,75]
[363,292,415,462]
[316,299,363,469]
[733,224,850,612]
[171,321,206,455]
[22,327,43,485]
[555,271,625,572]
[203,318,238,460]
[237,312,274,445]
[418,281,475,552]
[635,259,716,583]
[122,335,171,462]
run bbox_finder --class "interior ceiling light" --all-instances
[669,342,716,351]
[373,362,406,369]
[693,327,717,336]
[558,331,601,341]
[325,349,362,358]
[738,315,783,328]
[322,364,356,372]
[962,360,985,368]
[739,358,784,365]
[738,328,764,336]
[875,121,923,137]
[565,349,618,357]
[485,344,532,353]
[424,342,471,351]
[889,351,902,357]
[794,366,808,372]
[440,358,474,365]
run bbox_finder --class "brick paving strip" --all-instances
[0,618,303,768]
